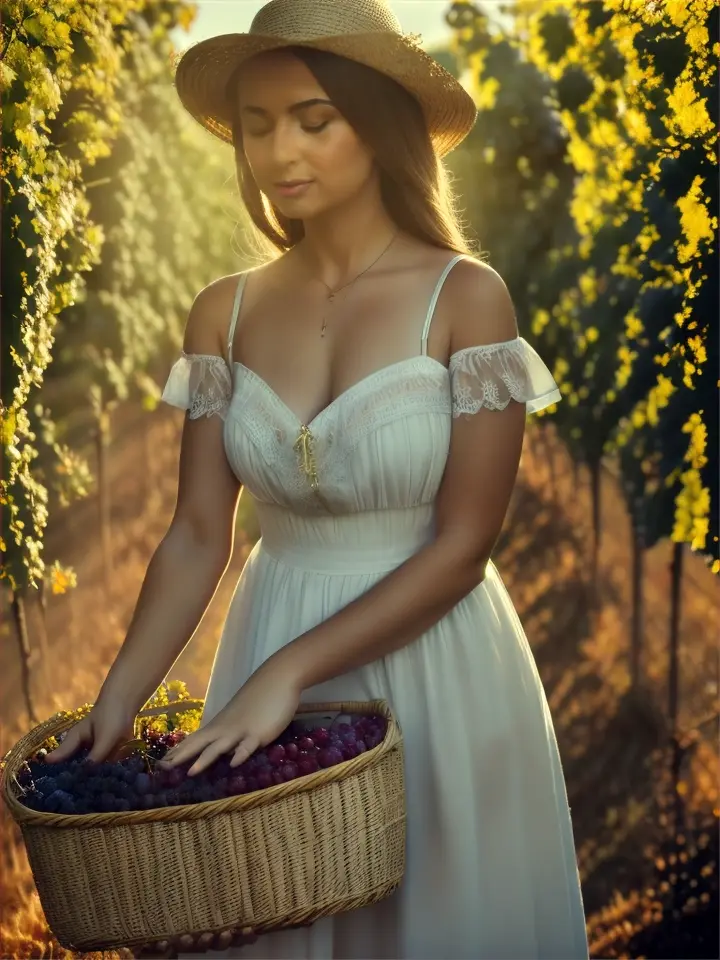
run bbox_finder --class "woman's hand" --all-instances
[158,657,302,777]
[44,698,138,765]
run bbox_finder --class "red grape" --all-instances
[297,755,320,776]
[267,744,286,767]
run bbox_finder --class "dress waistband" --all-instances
[258,537,428,575]
[253,504,434,575]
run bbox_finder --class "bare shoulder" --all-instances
[441,256,518,353]
[181,272,247,355]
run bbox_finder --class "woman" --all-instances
[46,1,589,957]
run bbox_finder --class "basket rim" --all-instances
[1,698,402,828]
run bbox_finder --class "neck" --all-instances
[297,178,399,289]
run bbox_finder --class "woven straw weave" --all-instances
[1,698,405,954]
[173,0,477,158]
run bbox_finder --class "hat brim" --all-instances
[174,32,477,157]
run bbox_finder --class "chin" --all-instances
[274,198,330,221]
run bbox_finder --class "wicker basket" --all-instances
[1,697,405,954]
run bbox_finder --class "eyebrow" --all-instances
[240,98,334,117]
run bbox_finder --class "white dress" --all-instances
[161,255,589,960]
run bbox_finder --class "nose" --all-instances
[269,117,301,168]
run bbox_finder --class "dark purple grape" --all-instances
[211,757,232,780]
[165,767,184,788]
[298,737,316,752]
[256,769,273,789]
[99,792,116,812]
[244,775,259,793]
[227,775,247,795]
[317,747,343,768]
[280,761,299,782]
[355,740,367,755]
[211,780,228,800]
[135,773,152,795]
[341,742,359,761]
[254,750,270,768]
[271,770,284,786]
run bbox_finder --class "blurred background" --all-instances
[1,1,718,957]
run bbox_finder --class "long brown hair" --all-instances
[226,46,477,258]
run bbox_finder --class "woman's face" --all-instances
[235,50,376,219]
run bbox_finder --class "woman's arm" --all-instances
[95,278,243,714]
[276,260,526,691]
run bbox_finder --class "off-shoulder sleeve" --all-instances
[161,352,233,421]
[449,337,561,418]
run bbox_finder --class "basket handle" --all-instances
[135,699,205,720]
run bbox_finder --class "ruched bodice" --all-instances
[224,356,452,513]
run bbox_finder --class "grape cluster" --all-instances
[17,714,387,816]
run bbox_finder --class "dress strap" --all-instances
[226,272,249,366]
[421,254,469,356]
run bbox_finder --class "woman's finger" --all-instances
[230,736,258,769]
[161,731,208,767]
[187,737,235,777]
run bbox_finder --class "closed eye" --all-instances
[303,121,329,134]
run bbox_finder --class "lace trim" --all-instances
[161,352,233,421]
[448,338,561,417]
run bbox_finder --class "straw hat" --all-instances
[173,0,478,158]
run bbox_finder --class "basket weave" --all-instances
[1,697,405,954]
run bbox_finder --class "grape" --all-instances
[267,744,286,767]
[297,755,320,776]
[280,761,299,782]
[227,775,247,796]
[283,742,299,761]
[317,747,343,768]
[245,775,259,793]
[271,770,284,786]
[135,773,152,795]
[311,727,331,747]
[298,737,316,752]
[211,757,232,780]
[341,742,359,761]
[355,740,367,755]
[256,769,273,789]
[165,768,184,788]
[254,750,270,768]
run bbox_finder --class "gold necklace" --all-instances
[316,231,398,337]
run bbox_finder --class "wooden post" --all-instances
[11,591,39,725]
[667,541,685,838]
[629,514,644,690]
[96,401,113,602]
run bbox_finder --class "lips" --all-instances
[274,180,314,198]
